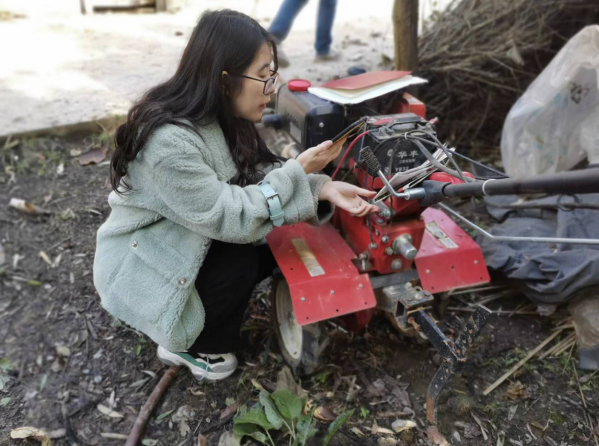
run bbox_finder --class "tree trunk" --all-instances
[393,0,419,71]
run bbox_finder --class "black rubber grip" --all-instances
[360,146,382,173]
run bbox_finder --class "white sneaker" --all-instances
[157,346,238,382]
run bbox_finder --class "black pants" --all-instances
[187,240,278,355]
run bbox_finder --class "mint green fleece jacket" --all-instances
[93,120,333,352]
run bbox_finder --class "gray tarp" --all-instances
[477,193,599,305]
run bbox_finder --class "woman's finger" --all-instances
[353,186,377,197]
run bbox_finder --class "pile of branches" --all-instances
[416,0,599,158]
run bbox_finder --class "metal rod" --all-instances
[443,168,599,197]
[438,203,599,245]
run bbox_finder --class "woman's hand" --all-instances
[295,140,342,174]
[319,181,380,217]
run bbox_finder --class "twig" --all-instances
[483,329,563,395]
[447,307,539,315]
[125,366,181,446]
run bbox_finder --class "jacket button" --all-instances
[178,278,187,285]
[131,240,138,248]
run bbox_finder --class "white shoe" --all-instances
[157,346,238,382]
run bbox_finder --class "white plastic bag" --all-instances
[501,25,599,177]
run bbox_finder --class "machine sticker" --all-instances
[426,221,458,249]
[289,121,302,143]
[291,238,325,277]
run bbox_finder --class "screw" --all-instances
[426,269,430,274]
[474,260,479,265]
[382,236,389,243]
[330,290,335,295]
[301,297,306,301]
[369,243,378,249]
[358,284,363,289]
[385,247,394,255]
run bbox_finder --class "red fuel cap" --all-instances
[288,79,311,92]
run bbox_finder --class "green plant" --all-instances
[234,390,353,446]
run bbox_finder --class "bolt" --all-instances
[382,236,389,243]
[301,297,306,301]
[426,269,430,274]
[369,242,378,250]
[358,284,363,289]
[391,259,403,270]
[385,247,394,256]
[474,260,479,265]
[330,290,335,295]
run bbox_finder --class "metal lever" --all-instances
[438,203,599,246]
[359,146,426,201]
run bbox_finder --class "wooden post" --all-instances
[393,0,419,71]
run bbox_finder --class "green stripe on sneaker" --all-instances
[174,352,212,372]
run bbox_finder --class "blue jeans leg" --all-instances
[315,0,337,55]
[269,0,309,43]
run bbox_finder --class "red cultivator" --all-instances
[261,72,599,426]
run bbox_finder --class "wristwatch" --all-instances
[258,181,284,227]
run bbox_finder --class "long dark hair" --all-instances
[111,9,282,194]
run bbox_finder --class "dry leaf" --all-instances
[350,427,365,438]
[198,433,207,446]
[427,425,449,445]
[9,198,51,215]
[220,402,239,420]
[79,146,108,165]
[251,379,266,391]
[189,388,205,396]
[97,404,124,418]
[391,419,416,433]
[372,426,395,435]
[508,404,518,421]
[55,344,71,357]
[505,381,531,400]
[314,406,337,422]
[10,427,52,446]
[39,251,52,266]
[70,149,82,157]
[178,419,190,437]
[56,163,64,175]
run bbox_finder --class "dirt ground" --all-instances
[1,131,598,446]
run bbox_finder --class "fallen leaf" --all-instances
[314,406,337,422]
[251,379,265,391]
[79,146,108,165]
[141,440,158,446]
[70,149,82,157]
[9,198,50,215]
[275,366,308,399]
[217,431,242,446]
[391,419,416,433]
[505,381,531,400]
[471,413,488,441]
[508,404,518,421]
[189,388,205,396]
[178,420,190,437]
[39,251,53,266]
[56,163,64,175]
[198,434,207,446]
[55,344,71,357]
[97,404,124,418]
[350,427,365,437]
[220,402,239,420]
[10,427,52,446]
[372,426,395,435]
[427,425,449,445]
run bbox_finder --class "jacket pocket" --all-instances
[107,228,198,328]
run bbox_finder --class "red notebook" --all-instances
[320,71,411,90]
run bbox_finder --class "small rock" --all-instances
[94,375,102,384]
[453,431,461,443]
[377,438,397,446]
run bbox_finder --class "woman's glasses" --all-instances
[236,70,279,95]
